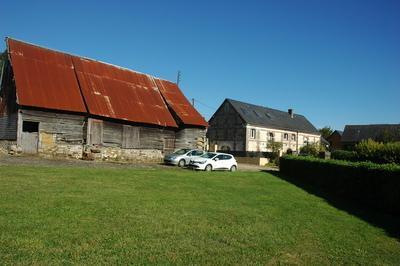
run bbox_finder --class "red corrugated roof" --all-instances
[7,39,87,113]
[155,78,208,127]
[72,56,177,127]
[6,38,207,128]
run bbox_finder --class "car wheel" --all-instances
[230,165,237,172]
[178,159,186,167]
[205,164,212,171]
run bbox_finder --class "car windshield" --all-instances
[173,149,192,155]
[200,152,217,159]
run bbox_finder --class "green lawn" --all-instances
[0,166,399,265]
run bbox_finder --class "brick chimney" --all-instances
[288,108,294,118]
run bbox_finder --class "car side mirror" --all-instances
[214,158,219,161]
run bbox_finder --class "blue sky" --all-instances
[2,0,399,130]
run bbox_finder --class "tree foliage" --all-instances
[318,126,333,139]
[267,140,283,164]
[267,140,283,153]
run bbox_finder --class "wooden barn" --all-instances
[0,38,207,161]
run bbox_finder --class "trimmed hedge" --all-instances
[332,140,400,164]
[279,156,400,214]
[331,150,359,162]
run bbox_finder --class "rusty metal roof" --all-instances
[6,38,207,128]
[7,39,87,113]
[72,56,177,127]
[155,78,208,127]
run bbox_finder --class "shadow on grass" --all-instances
[264,170,400,241]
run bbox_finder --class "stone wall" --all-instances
[0,140,16,154]
[83,146,163,162]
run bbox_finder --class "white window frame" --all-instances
[283,133,288,140]
[268,132,274,141]
[250,129,256,139]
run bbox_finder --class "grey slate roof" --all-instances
[226,99,319,134]
[334,130,343,136]
[342,124,400,143]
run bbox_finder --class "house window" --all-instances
[291,134,296,141]
[268,132,274,141]
[283,133,288,140]
[22,121,39,133]
[250,129,256,139]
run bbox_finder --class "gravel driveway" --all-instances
[0,154,277,172]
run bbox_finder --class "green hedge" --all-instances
[355,140,400,164]
[331,150,359,162]
[279,156,400,214]
[333,140,400,164]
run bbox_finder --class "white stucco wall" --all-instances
[245,125,320,152]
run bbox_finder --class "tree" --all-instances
[319,126,333,139]
[267,140,283,153]
[267,140,283,164]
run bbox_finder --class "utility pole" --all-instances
[176,70,181,85]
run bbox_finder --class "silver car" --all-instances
[164,148,205,167]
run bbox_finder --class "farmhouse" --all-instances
[341,124,400,149]
[0,38,207,161]
[207,99,320,153]
[327,130,343,150]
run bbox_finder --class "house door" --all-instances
[21,121,39,154]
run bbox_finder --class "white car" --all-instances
[164,148,205,167]
[189,152,238,171]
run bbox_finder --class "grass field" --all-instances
[0,165,399,264]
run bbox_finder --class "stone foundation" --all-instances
[38,132,84,160]
[85,146,163,162]
[39,144,84,160]
[0,140,17,155]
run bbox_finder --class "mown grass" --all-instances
[0,166,399,265]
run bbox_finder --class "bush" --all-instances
[331,150,359,162]
[300,143,325,157]
[355,140,400,164]
[279,155,400,214]
[333,140,400,164]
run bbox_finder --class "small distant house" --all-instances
[341,124,400,149]
[207,99,320,153]
[0,38,207,161]
[327,130,343,150]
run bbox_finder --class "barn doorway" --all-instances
[21,121,39,154]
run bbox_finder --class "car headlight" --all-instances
[198,161,206,164]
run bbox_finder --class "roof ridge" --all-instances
[226,98,302,117]
[6,37,177,84]
[345,124,400,127]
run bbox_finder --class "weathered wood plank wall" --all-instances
[88,118,176,151]
[0,113,17,140]
[175,128,206,150]
[20,110,86,145]
[207,101,246,151]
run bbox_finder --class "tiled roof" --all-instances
[225,99,319,134]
